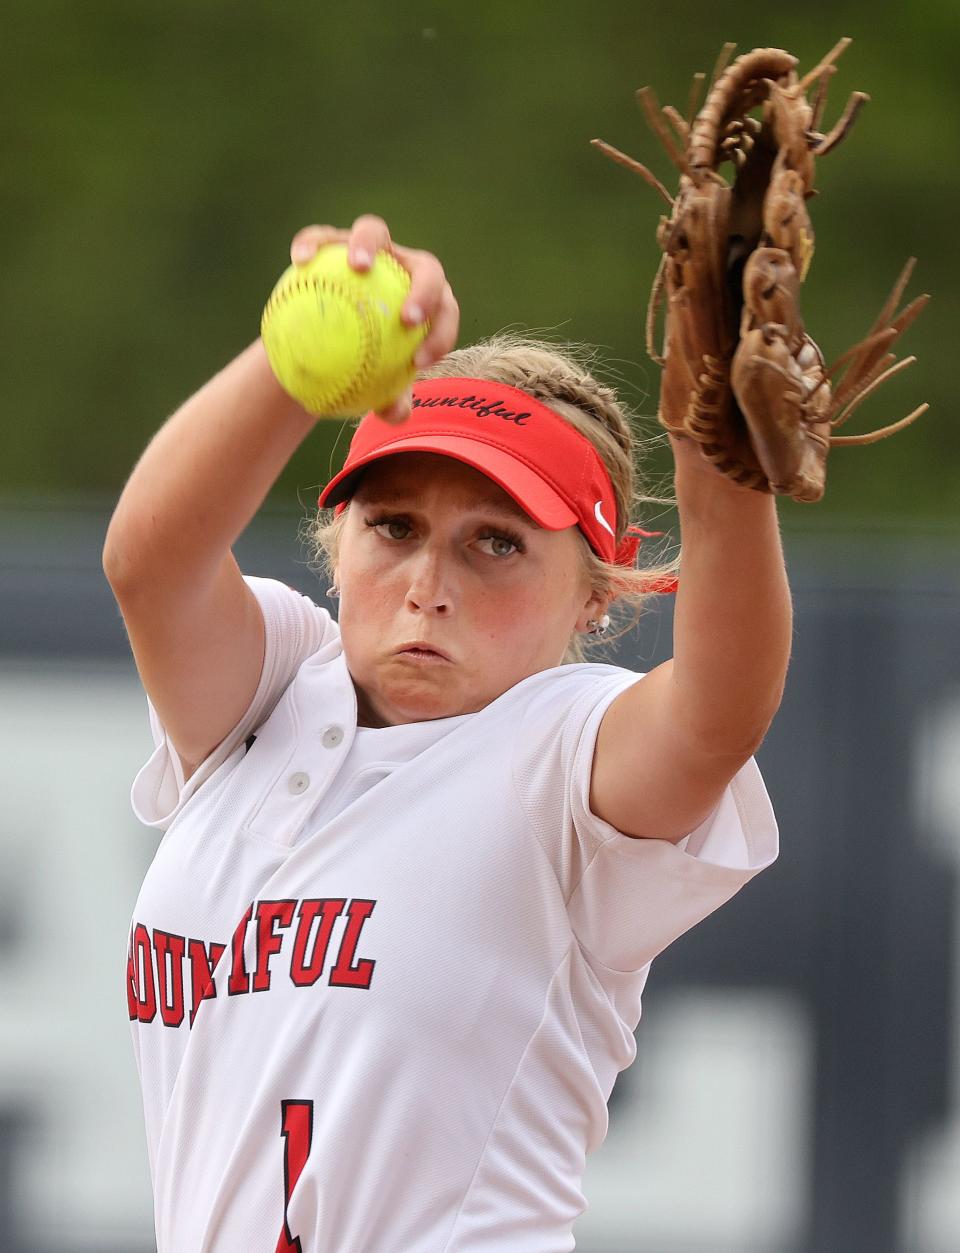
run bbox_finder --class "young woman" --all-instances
[104,215,787,1252]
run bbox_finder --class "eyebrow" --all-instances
[356,488,541,527]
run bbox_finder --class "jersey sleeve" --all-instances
[129,576,338,832]
[512,667,779,975]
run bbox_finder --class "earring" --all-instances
[326,585,340,599]
[585,614,610,637]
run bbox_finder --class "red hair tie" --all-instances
[614,526,679,593]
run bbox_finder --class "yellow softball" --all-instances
[260,244,429,417]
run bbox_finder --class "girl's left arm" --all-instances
[589,435,793,842]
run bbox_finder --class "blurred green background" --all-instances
[3,0,957,531]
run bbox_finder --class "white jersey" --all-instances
[125,576,778,1253]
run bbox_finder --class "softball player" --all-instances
[104,216,786,1251]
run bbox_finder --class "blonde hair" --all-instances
[301,332,678,664]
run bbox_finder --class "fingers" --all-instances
[345,214,394,270]
[375,387,414,426]
[388,242,459,370]
[290,215,396,270]
[286,215,459,424]
[340,230,454,361]
[289,221,458,362]
[289,225,348,265]
[413,280,459,368]
[373,270,458,425]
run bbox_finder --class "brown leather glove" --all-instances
[594,39,929,503]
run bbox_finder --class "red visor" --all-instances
[318,377,665,569]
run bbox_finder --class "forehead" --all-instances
[351,452,535,524]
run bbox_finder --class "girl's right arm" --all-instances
[102,217,458,780]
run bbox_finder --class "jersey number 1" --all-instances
[276,1099,314,1253]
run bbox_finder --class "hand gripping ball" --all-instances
[260,244,429,417]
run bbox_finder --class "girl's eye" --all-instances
[365,517,412,541]
[476,533,521,558]
[363,516,524,558]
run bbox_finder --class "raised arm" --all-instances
[103,216,458,780]
[589,435,792,841]
[102,340,318,780]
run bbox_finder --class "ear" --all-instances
[576,587,609,634]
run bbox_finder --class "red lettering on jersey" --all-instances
[289,898,345,987]
[329,898,376,989]
[188,939,226,1028]
[126,931,138,1021]
[127,896,378,1028]
[153,929,187,1028]
[253,900,297,993]
[275,1099,314,1253]
[227,903,255,996]
[132,923,157,1022]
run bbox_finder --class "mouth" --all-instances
[395,642,451,662]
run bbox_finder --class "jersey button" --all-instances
[287,771,310,795]
[321,725,344,749]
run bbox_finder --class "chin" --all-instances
[395,689,462,722]
[372,674,467,724]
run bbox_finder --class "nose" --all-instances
[404,545,453,615]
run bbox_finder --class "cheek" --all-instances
[342,548,385,586]
[337,531,393,591]
[340,559,399,624]
[478,570,566,641]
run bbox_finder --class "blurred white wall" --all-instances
[901,689,960,1253]
[574,989,813,1251]
[0,663,156,1249]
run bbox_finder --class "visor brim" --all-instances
[318,435,579,531]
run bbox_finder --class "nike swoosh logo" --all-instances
[594,500,615,537]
